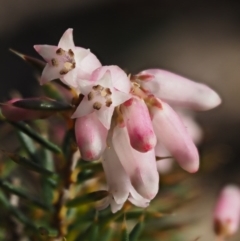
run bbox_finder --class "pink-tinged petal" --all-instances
[157,159,174,174]
[75,112,108,160]
[1,98,52,121]
[79,51,102,76]
[58,28,74,50]
[91,66,131,93]
[138,69,221,111]
[96,106,114,130]
[128,186,150,208]
[121,97,156,152]
[111,90,131,106]
[40,64,61,85]
[155,141,169,158]
[151,100,199,173]
[176,110,203,145]
[74,47,90,66]
[113,126,159,199]
[61,67,78,88]
[214,185,240,237]
[96,196,110,211]
[72,96,93,119]
[102,145,130,205]
[33,45,58,63]
[110,199,124,213]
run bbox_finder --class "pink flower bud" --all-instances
[214,185,240,237]
[75,112,108,160]
[137,69,221,111]
[1,98,51,121]
[121,97,156,152]
[150,99,199,173]
[113,126,159,199]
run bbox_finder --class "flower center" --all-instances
[88,85,113,110]
[51,48,76,75]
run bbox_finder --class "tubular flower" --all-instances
[214,185,240,237]
[99,143,150,213]
[72,66,131,129]
[34,28,101,87]
[121,96,156,152]
[112,126,159,199]
[75,112,108,161]
[150,99,199,173]
[135,69,221,111]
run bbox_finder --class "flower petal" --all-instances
[58,28,74,50]
[176,110,203,145]
[61,67,78,88]
[79,51,102,77]
[110,198,124,213]
[96,106,114,130]
[121,97,156,152]
[72,96,93,118]
[40,64,61,85]
[75,112,108,160]
[128,186,150,208]
[151,99,199,173]
[138,69,221,111]
[91,66,131,93]
[102,145,130,205]
[34,45,58,63]
[113,126,159,199]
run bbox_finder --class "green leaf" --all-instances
[67,190,109,207]
[12,97,73,111]
[1,150,56,177]
[129,217,144,241]
[99,224,114,241]
[40,149,55,205]
[77,169,95,183]
[121,215,129,241]
[8,121,62,153]
[0,180,52,210]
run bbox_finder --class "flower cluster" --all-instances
[7,29,221,213]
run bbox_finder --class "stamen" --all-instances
[51,58,58,66]
[88,92,94,101]
[105,99,112,107]
[56,48,65,55]
[68,49,74,57]
[93,102,102,110]
[105,88,112,96]
[93,85,104,91]
[64,62,75,70]
[60,69,68,75]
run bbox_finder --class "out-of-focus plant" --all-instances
[0,28,233,241]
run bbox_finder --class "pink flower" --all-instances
[121,96,156,152]
[72,66,131,129]
[150,99,199,173]
[112,126,159,199]
[34,28,101,87]
[155,109,203,174]
[214,185,240,237]
[99,143,150,213]
[135,69,221,111]
[75,112,108,161]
